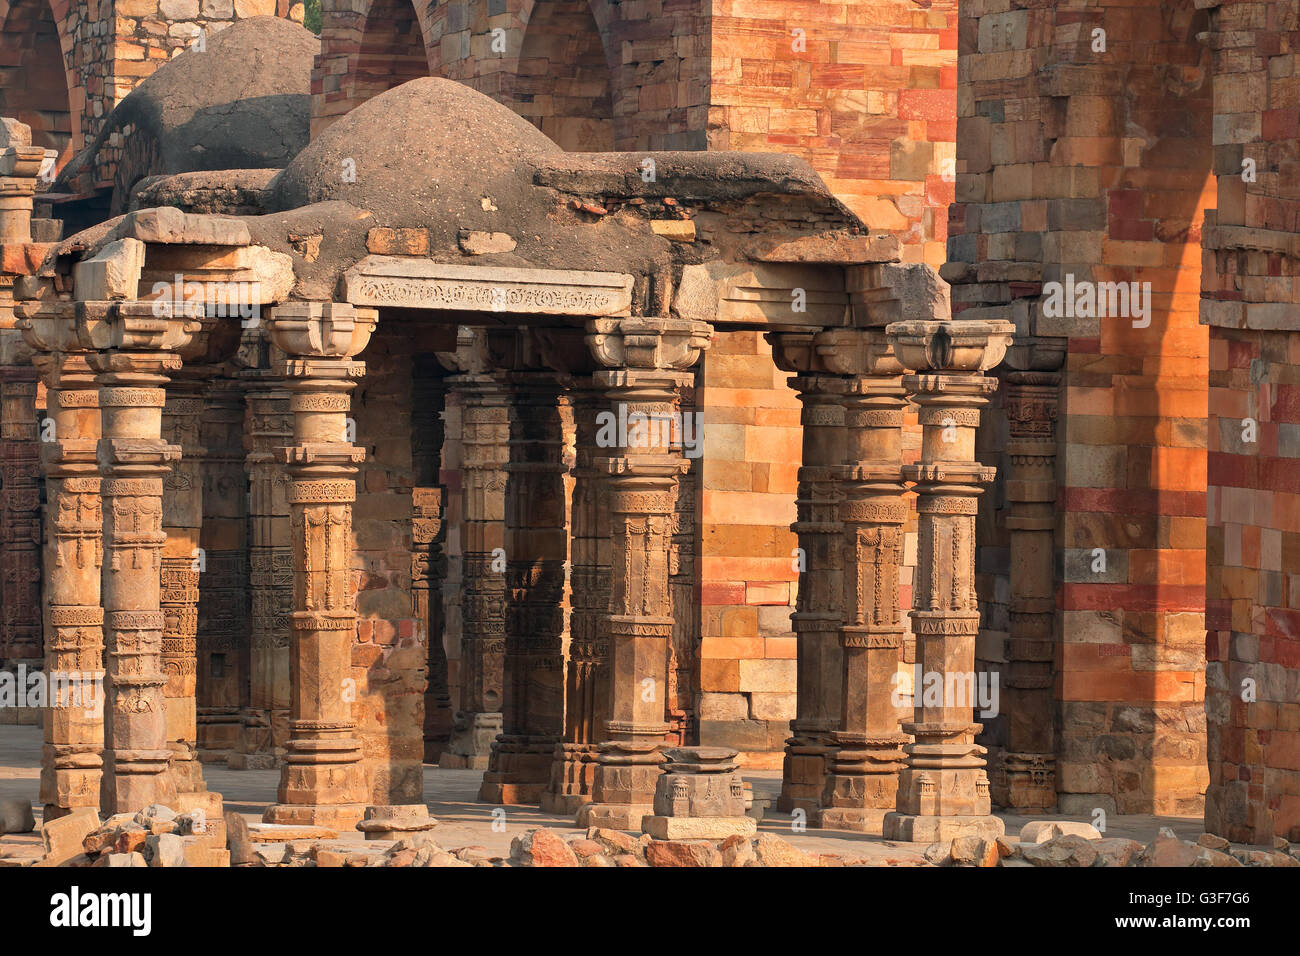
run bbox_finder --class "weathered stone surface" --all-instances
[1092,839,1144,868]
[1138,830,1201,868]
[459,231,517,255]
[1022,835,1099,868]
[753,833,817,867]
[509,829,578,867]
[1019,820,1102,843]
[0,799,35,835]
[145,832,186,867]
[644,840,722,867]
[40,808,100,866]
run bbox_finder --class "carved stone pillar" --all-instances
[81,301,199,814]
[439,340,508,770]
[194,379,249,763]
[882,319,1014,843]
[232,368,293,769]
[573,315,711,832]
[541,379,611,813]
[818,329,910,832]
[160,386,206,793]
[19,305,103,819]
[412,355,451,763]
[768,332,849,816]
[262,302,375,830]
[479,368,568,804]
[0,366,42,720]
[998,363,1063,810]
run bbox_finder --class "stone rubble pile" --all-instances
[924,824,1300,868]
[7,797,1300,869]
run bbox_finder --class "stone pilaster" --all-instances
[0,367,43,722]
[817,330,910,832]
[19,305,103,819]
[160,387,206,793]
[80,301,199,815]
[541,380,611,814]
[572,315,711,832]
[479,368,568,804]
[997,365,1063,811]
[411,356,450,764]
[194,378,248,763]
[229,336,292,770]
[768,332,849,816]
[262,302,375,831]
[439,335,508,770]
[883,319,1013,843]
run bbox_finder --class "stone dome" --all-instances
[270,77,567,251]
[56,16,315,209]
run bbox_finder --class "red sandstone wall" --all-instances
[953,0,1212,815]
[709,0,957,266]
[1203,0,1300,844]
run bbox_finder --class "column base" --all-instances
[228,709,281,769]
[356,805,437,841]
[477,734,559,805]
[776,734,832,815]
[882,812,1004,843]
[816,806,891,833]
[641,747,750,840]
[440,711,502,770]
[168,744,207,795]
[227,752,278,770]
[539,742,598,815]
[263,802,367,831]
[1000,751,1057,811]
[576,801,655,831]
[575,741,665,830]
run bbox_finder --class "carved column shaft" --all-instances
[411,356,449,763]
[30,344,103,819]
[194,380,249,763]
[820,365,910,831]
[263,302,374,830]
[542,380,611,813]
[88,303,198,814]
[883,319,1013,843]
[578,315,711,832]
[999,370,1061,810]
[0,368,42,715]
[479,370,568,804]
[441,372,508,768]
[233,377,293,768]
[777,365,848,815]
[161,385,205,793]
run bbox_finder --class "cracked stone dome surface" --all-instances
[270,77,568,249]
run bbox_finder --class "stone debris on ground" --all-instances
[10,808,1300,868]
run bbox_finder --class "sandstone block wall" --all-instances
[1203,0,1300,844]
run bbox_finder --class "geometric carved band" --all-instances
[100,389,166,408]
[292,612,357,632]
[850,409,904,428]
[58,391,99,408]
[103,478,164,497]
[842,500,908,524]
[911,614,980,636]
[107,611,166,630]
[50,606,105,626]
[917,496,980,515]
[287,480,356,504]
[290,394,351,412]
[610,490,674,514]
[919,407,980,427]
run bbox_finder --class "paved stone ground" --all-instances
[0,724,1204,863]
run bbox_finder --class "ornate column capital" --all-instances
[585,316,712,373]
